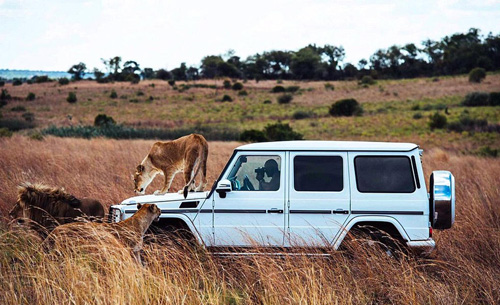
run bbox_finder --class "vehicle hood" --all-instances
[119,191,209,206]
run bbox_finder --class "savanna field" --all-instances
[0,74,499,304]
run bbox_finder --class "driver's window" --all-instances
[227,155,281,191]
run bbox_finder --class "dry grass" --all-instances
[0,136,499,304]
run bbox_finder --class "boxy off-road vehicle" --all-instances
[109,141,455,254]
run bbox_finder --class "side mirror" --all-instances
[216,179,232,198]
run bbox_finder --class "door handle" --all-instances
[267,208,283,214]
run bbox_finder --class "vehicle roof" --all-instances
[236,141,418,152]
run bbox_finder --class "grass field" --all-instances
[0,74,499,304]
[0,136,499,304]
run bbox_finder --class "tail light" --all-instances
[429,226,433,238]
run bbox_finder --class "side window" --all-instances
[227,155,281,191]
[294,156,343,192]
[355,156,415,193]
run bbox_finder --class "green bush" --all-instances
[271,86,285,93]
[447,115,488,132]
[221,95,233,102]
[22,112,35,122]
[462,92,489,107]
[0,118,35,131]
[285,86,300,93]
[468,67,486,83]
[277,94,293,104]
[136,90,145,96]
[238,90,248,96]
[66,92,77,103]
[26,92,36,101]
[264,122,303,141]
[1,89,12,102]
[232,82,243,91]
[223,80,231,89]
[292,111,313,120]
[29,131,44,141]
[34,75,52,83]
[110,89,118,99]
[263,100,272,104]
[488,92,500,106]
[428,112,447,130]
[11,106,26,112]
[58,77,70,85]
[12,79,22,86]
[329,98,363,116]
[324,83,334,91]
[0,127,13,137]
[94,114,116,127]
[413,113,423,119]
[0,81,5,87]
[359,75,376,85]
[168,79,176,87]
[240,129,267,142]
[476,146,498,157]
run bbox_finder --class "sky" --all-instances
[1,0,499,72]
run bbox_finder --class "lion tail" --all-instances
[183,147,206,199]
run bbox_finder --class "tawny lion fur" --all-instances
[44,203,161,263]
[133,133,208,198]
[9,182,105,236]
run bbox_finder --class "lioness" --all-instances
[133,134,208,198]
[44,203,161,264]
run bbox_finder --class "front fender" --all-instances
[159,214,206,247]
[333,216,410,250]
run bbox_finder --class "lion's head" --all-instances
[133,161,159,194]
[9,199,25,219]
[136,203,161,222]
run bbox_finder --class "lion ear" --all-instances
[137,203,142,210]
[148,204,156,212]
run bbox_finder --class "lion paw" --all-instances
[154,190,165,195]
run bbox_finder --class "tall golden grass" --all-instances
[1,136,499,304]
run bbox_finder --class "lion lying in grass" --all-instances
[133,133,208,198]
[44,203,161,264]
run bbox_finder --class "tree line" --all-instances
[68,28,500,82]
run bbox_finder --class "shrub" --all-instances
[110,90,118,99]
[129,99,140,103]
[277,94,293,104]
[324,83,334,91]
[329,98,363,116]
[292,111,313,120]
[0,118,35,131]
[26,92,36,101]
[448,115,488,132]
[0,81,4,87]
[22,112,35,122]
[1,89,12,101]
[136,90,145,96]
[168,79,176,87]
[29,131,44,141]
[413,113,423,119]
[223,80,231,89]
[238,90,248,96]
[271,86,285,93]
[240,129,268,142]
[34,75,52,83]
[12,79,22,86]
[428,112,447,130]
[264,122,303,141]
[94,114,116,127]
[221,95,233,102]
[263,100,272,104]
[476,146,498,157]
[58,77,70,85]
[66,92,77,103]
[0,127,13,137]
[462,92,489,107]
[488,92,500,106]
[468,67,486,83]
[285,86,300,93]
[359,75,376,85]
[11,106,26,112]
[232,82,243,91]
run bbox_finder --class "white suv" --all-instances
[110,141,455,254]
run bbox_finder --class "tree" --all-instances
[67,62,87,80]
[290,47,322,80]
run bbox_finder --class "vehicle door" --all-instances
[213,152,286,247]
[287,152,350,246]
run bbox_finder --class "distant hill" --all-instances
[0,69,72,80]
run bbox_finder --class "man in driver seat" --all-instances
[256,159,280,191]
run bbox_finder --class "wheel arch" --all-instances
[151,214,205,246]
[333,216,410,250]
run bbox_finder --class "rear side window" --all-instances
[294,156,343,192]
[355,156,415,193]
